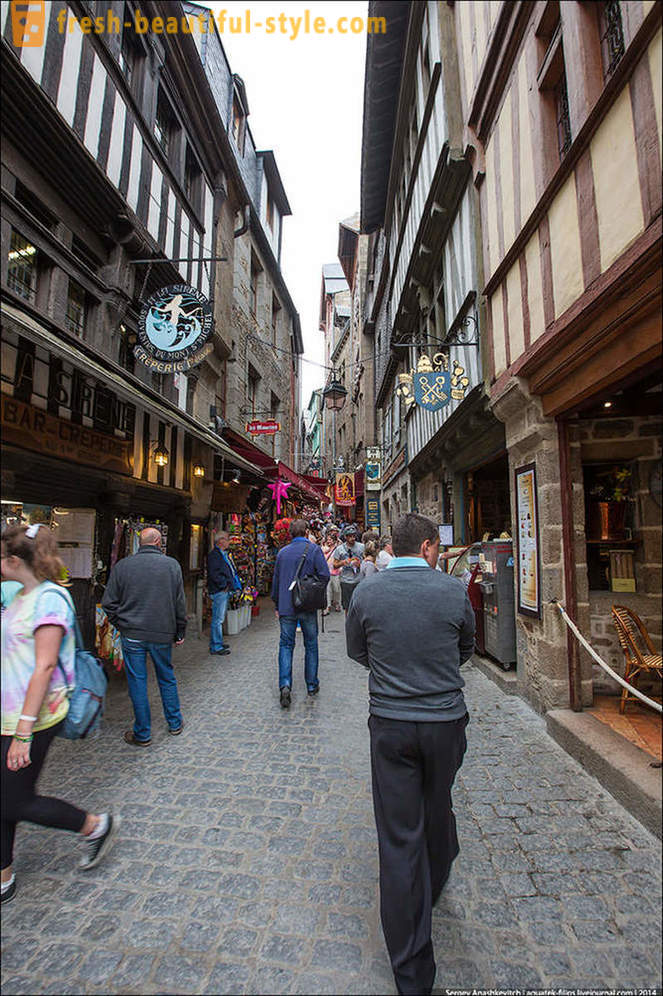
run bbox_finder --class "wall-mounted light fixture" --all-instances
[193,464,206,478]
[231,470,241,485]
[152,443,170,467]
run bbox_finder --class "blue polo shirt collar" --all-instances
[387,556,430,568]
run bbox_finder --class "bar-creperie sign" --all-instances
[246,419,280,435]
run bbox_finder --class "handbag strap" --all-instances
[293,542,311,582]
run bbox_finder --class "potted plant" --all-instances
[587,466,631,540]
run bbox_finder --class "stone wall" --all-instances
[491,378,593,714]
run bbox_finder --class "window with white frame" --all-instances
[7,231,38,303]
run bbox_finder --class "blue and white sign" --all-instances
[413,370,451,412]
[136,284,214,373]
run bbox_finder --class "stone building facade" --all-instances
[456,0,662,711]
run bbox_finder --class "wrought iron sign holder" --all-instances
[393,314,479,413]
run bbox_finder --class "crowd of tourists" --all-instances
[1,510,474,996]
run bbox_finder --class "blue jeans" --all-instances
[120,638,183,741]
[210,591,230,652]
[278,613,319,692]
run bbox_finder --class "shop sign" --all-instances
[515,463,541,619]
[335,472,355,507]
[365,496,381,531]
[136,284,214,373]
[246,419,280,436]
[383,444,408,486]
[1,395,133,476]
[365,461,381,490]
[397,354,470,412]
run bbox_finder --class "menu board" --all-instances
[515,463,541,618]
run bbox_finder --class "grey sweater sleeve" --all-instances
[459,593,476,665]
[174,563,187,638]
[101,564,122,626]
[345,595,369,669]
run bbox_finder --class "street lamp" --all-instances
[322,374,347,517]
[322,379,347,412]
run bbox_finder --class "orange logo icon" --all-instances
[11,1,45,48]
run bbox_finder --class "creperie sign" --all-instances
[245,419,281,436]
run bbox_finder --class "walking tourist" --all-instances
[207,530,243,656]
[376,535,394,571]
[360,540,378,579]
[322,526,342,614]
[271,519,330,708]
[102,527,185,745]
[1,524,117,905]
[345,512,475,996]
[362,529,379,546]
[333,525,365,611]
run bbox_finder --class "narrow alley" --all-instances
[2,608,661,995]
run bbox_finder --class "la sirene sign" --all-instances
[136,284,214,373]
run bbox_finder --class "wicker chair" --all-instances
[611,605,663,714]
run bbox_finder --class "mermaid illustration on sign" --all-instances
[145,292,204,352]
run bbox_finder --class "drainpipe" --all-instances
[558,418,582,712]
[233,205,250,238]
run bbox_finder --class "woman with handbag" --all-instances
[1,524,117,906]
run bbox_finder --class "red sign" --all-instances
[246,420,280,435]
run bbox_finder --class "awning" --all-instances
[222,429,324,505]
[270,462,325,505]
[1,302,262,477]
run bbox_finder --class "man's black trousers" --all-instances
[369,712,469,996]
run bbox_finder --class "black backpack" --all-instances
[291,542,329,613]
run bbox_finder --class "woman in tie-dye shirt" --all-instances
[1,524,118,906]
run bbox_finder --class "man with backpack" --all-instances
[271,519,330,709]
[102,528,186,745]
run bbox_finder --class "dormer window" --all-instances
[266,192,274,231]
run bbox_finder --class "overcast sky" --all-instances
[203,1,367,407]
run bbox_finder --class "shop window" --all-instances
[184,144,201,213]
[7,230,38,303]
[598,1,625,80]
[271,294,281,346]
[14,182,55,230]
[584,462,636,591]
[65,279,86,337]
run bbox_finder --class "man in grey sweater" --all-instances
[102,528,186,746]
[346,513,475,996]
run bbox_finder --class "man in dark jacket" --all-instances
[102,527,186,746]
[271,519,330,709]
[207,530,243,657]
[345,512,475,996]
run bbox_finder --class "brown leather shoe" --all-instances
[123,730,151,746]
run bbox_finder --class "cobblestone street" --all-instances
[2,605,661,995]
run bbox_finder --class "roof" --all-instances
[335,305,351,319]
[360,1,410,233]
[338,215,360,286]
[257,150,292,216]
[322,263,349,296]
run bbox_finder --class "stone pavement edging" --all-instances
[546,708,663,839]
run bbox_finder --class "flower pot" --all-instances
[240,604,250,629]
[588,501,626,541]
[224,608,241,635]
